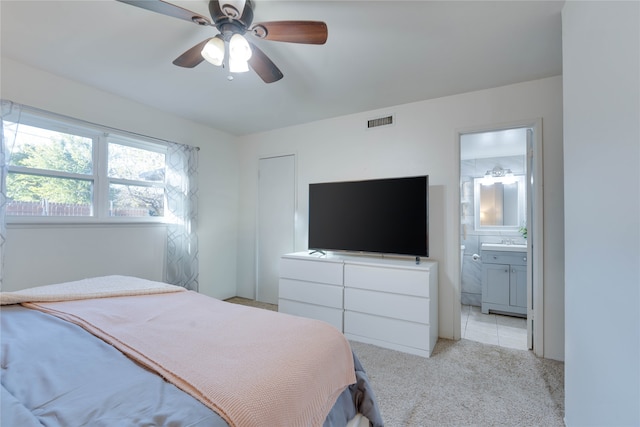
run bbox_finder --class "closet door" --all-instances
[256,155,295,304]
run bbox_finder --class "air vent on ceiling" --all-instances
[367,115,394,129]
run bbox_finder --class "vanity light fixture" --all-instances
[481,166,515,185]
[501,170,516,185]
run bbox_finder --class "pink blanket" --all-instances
[0,275,185,305]
[25,291,356,427]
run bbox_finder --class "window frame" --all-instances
[5,111,169,225]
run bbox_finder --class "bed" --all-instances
[0,275,383,427]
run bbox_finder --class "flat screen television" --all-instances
[308,175,428,257]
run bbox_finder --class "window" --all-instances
[107,138,166,218]
[4,112,168,222]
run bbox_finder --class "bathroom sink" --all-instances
[481,243,527,252]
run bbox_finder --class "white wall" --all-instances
[1,58,240,299]
[563,2,640,425]
[236,76,565,360]
[1,59,567,361]
[4,224,167,287]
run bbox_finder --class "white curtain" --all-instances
[164,142,199,291]
[0,101,22,290]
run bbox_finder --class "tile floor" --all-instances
[461,304,528,350]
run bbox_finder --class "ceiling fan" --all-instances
[116,0,328,83]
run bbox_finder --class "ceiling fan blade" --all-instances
[116,0,213,26]
[173,38,213,68]
[238,1,255,28]
[248,42,283,83]
[250,21,328,44]
[208,0,224,22]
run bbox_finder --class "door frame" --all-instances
[455,118,544,356]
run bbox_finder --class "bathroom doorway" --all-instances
[458,122,543,355]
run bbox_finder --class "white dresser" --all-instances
[278,252,438,357]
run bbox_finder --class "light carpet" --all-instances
[350,339,564,427]
[224,297,565,426]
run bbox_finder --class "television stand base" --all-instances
[309,249,326,256]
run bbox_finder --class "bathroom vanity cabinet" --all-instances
[481,249,527,316]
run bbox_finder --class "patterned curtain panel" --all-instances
[0,101,22,290]
[164,142,199,291]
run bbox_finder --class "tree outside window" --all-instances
[4,119,167,219]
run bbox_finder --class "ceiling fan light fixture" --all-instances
[229,57,250,73]
[228,33,252,72]
[201,37,225,66]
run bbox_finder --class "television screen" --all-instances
[308,175,428,257]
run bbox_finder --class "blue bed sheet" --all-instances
[1,305,383,427]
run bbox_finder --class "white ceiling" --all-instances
[1,1,563,136]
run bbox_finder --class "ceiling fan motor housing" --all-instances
[211,0,254,34]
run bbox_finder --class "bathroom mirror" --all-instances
[473,176,525,231]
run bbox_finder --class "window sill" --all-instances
[6,217,169,228]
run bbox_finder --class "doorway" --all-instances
[256,154,296,304]
[458,122,543,355]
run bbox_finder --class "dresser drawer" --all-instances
[344,288,429,324]
[278,299,343,331]
[280,257,343,285]
[344,311,430,351]
[279,278,343,309]
[344,264,430,297]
